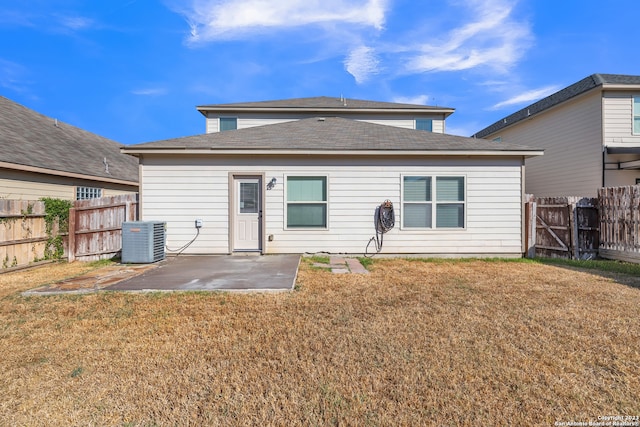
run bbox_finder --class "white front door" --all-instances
[233,177,261,251]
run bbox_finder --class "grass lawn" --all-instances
[1,257,639,426]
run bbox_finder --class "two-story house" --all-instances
[197,96,454,134]
[473,74,640,197]
[123,96,542,257]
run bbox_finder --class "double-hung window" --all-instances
[286,176,327,228]
[402,176,465,228]
[633,96,640,135]
[219,117,237,131]
[415,118,433,132]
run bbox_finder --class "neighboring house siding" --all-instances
[204,113,446,134]
[603,91,640,144]
[602,91,640,188]
[139,155,523,256]
[0,169,136,200]
[485,91,603,197]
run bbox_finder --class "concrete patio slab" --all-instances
[105,254,300,292]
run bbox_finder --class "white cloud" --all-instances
[169,0,532,85]
[402,0,532,74]
[392,95,431,105]
[179,0,389,43]
[58,15,94,31]
[491,85,560,109]
[131,87,168,96]
[0,58,32,94]
[344,46,379,84]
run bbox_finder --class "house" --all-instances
[473,74,640,197]
[0,96,138,200]
[197,96,455,134]
[122,117,542,257]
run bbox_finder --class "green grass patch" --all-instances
[534,257,640,276]
[356,257,374,270]
[304,255,331,265]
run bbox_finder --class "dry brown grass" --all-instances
[1,258,639,426]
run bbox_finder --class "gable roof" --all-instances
[473,73,640,139]
[123,116,542,157]
[0,96,138,184]
[197,96,455,117]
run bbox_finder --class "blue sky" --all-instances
[1,0,637,145]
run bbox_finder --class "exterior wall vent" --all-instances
[121,221,166,263]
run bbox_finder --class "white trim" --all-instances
[219,116,238,131]
[228,173,265,254]
[284,174,329,230]
[633,95,640,135]
[122,148,544,157]
[415,118,433,131]
[400,173,467,230]
[0,161,138,186]
[198,107,455,116]
[75,186,103,200]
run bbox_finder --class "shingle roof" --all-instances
[0,96,138,183]
[473,73,640,139]
[197,96,454,113]
[124,117,540,154]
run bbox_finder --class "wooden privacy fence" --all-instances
[599,186,640,263]
[0,199,50,270]
[525,195,599,260]
[68,193,138,262]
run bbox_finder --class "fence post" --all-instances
[68,207,76,262]
[569,201,579,260]
[525,199,537,258]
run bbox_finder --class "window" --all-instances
[76,186,102,200]
[415,118,433,132]
[492,136,502,143]
[634,97,640,135]
[219,117,237,131]
[402,176,465,228]
[435,177,465,228]
[286,176,327,228]
[239,182,258,213]
[403,176,432,227]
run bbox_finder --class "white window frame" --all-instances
[284,174,329,230]
[76,186,102,200]
[401,174,466,230]
[633,96,640,135]
[219,117,238,132]
[415,118,433,132]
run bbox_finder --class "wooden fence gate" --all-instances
[67,193,138,261]
[525,196,599,260]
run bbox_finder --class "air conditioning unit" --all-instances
[121,221,166,263]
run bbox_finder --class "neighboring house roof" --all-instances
[473,74,640,139]
[197,96,455,117]
[0,96,138,185]
[123,116,542,157]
